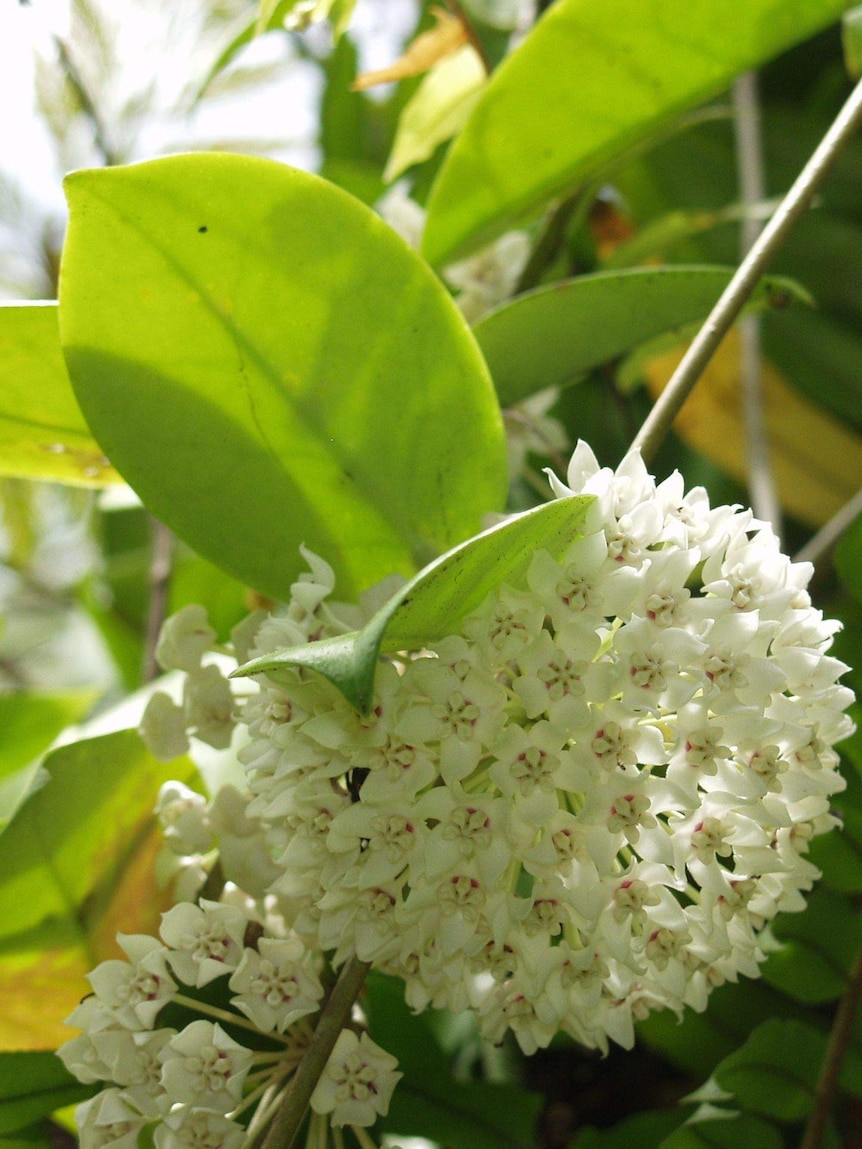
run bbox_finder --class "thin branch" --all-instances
[800,940,862,1149]
[632,73,862,464]
[733,71,782,536]
[261,955,371,1149]
[793,486,862,566]
[142,517,174,683]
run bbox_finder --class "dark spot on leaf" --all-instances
[198,225,208,234]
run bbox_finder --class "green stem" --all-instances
[631,73,862,464]
[171,992,292,1043]
[260,954,371,1149]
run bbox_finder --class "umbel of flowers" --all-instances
[58,891,402,1148]
[230,444,852,1052]
[61,442,853,1140]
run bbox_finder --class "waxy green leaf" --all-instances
[60,154,506,602]
[0,692,96,834]
[367,973,542,1149]
[0,305,118,487]
[422,0,854,265]
[0,1053,93,1134]
[233,494,594,712]
[762,889,862,1003]
[660,1113,783,1149]
[473,266,806,407]
[714,1020,825,1120]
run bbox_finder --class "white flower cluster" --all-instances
[58,895,400,1146]
[141,605,236,761]
[234,443,852,1054]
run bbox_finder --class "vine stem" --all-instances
[733,70,782,535]
[799,941,862,1149]
[142,517,174,683]
[632,72,862,464]
[261,955,371,1149]
[793,486,862,566]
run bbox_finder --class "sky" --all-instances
[0,0,417,215]
[0,0,70,205]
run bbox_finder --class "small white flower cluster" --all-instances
[155,781,282,902]
[58,895,399,1146]
[234,443,852,1054]
[141,605,236,761]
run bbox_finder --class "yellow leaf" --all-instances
[384,45,487,183]
[0,824,178,1050]
[0,946,91,1051]
[644,329,862,527]
[353,7,469,90]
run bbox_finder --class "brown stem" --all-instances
[261,955,371,1149]
[142,517,174,683]
[800,941,862,1149]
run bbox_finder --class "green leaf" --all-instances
[0,1053,93,1135]
[761,889,862,1003]
[843,4,862,77]
[637,979,795,1080]
[0,730,195,1049]
[199,0,342,97]
[0,1121,60,1149]
[810,811,862,892]
[422,0,854,265]
[232,494,594,711]
[714,1019,825,1121]
[0,305,119,487]
[473,267,807,407]
[0,692,96,834]
[836,512,862,604]
[366,972,541,1149]
[60,154,506,602]
[660,1112,783,1149]
[571,1110,686,1148]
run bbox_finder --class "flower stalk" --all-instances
[261,955,371,1149]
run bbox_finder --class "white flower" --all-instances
[228,936,323,1031]
[75,1089,149,1149]
[87,935,177,1030]
[140,693,191,762]
[310,1030,402,1127]
[160,900,248,986]
[207,785,282,898]
[156,782,213,855]
[156,606,216,673]
[91,1028,175,1117]
[184,665,235,750]
[160,1021,252,1112]
[154,1108,245,1149]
